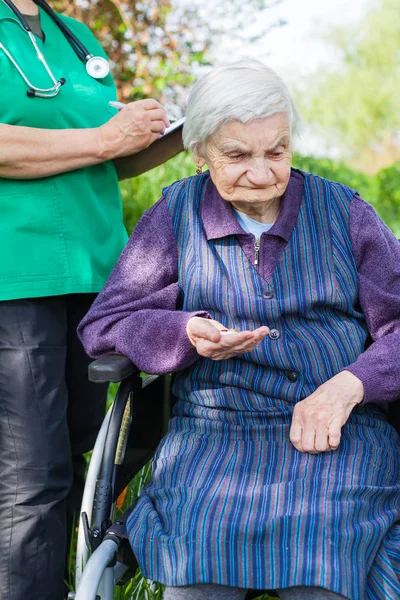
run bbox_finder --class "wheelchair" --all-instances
[70,354,400,600]
[69,354,280,600]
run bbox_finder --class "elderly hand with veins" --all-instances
[289,370,364,453]
[99,99,170,160]
[187,316,269,361]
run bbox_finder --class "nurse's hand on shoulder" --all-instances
[186,316,269,360]
[289,370,364,454]
[99,99,170,159]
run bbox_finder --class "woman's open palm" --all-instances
[187,316,269,360]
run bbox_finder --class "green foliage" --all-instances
[292,154,378,199]
[375,161,400,237]
[120,152,194,233]
[113,573,164,600]
[113,463,165,599]
[53,0,208,104]
[298,0,400,169]
[293,154,400,234]
[121,152,400,235]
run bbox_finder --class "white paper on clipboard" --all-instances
[162,117,186,136]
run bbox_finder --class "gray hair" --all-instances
[182,59,301,153]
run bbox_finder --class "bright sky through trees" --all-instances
[223,0,372,77]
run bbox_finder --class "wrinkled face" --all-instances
[197,114,292,205]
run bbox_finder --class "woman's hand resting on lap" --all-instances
[289,370,364,454]
[187,316,269,360]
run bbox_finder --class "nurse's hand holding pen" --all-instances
[0,98,170,180]
[99,98,170,159]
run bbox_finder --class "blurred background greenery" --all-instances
[121,152,400,237]
[54,0,400,232]
[58,0,400,597]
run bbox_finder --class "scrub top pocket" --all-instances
[0,180,70,281]
[66,70,117,120]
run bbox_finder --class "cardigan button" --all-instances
[261,290,274,299]
[285,370,298,383]
[269,328,280,340]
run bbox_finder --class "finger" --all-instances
[195,328,269,359]
[301,426,316,453]
[237,330,269,350]
[243,328,270,349]
[228,328,268,344]
[237,327,269,339]
[123,99,162,115]
[214,331,268,357]
[140,98,164,111]
[219,331,254,344]
[328,418,342,450]
[150,119,167,134]
[207,351,236,361]
[202,336,254,356]
[124,100,170,128]
[252,326,270,337]
[315,426,330,453]
[146,108,170,124]
[146,131,165,146]
[230,340,265,355]
[196,334,255,359]
[143,103,170,126]
[195,338,224,357]
[289,418,302,451]
[218,335,257,353]
[188,318,221,343]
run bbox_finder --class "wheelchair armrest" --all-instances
[88,355,137,383]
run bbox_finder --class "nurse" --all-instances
[0,1,170,599]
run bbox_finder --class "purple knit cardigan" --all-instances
[78,170,400,406]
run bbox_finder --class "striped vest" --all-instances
[164,171,369,415]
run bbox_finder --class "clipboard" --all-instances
[114,117,186,180]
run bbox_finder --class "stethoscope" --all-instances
[0,0,110,98]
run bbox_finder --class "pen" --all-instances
[108,100,182,133]
[109,100,126,110]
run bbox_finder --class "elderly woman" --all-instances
[78,60,400,600]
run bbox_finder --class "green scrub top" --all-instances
[0,2,128,301]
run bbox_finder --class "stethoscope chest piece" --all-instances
[86,56,110,79]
